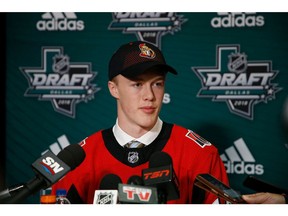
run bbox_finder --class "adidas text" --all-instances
[224,161,264,175]
[36,19,85,31]
[211,13,265,28]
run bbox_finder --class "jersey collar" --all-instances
[112,117,163,147]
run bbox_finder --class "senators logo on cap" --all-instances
[139,43,156,59]
[108,41,177,81]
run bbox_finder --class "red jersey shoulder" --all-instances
[172,124,215,150]
[78,130,103,151]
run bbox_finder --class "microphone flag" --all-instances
[93,190,118,204]
[118,183,158,204]
[32,151,71,185]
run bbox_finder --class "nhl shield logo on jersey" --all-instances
[127,152,139,164]
[185,130,212,148]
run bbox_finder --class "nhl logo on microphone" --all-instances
[93,190,118,204]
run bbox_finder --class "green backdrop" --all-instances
[4,12,288,204]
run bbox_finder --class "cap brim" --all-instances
[120,61,177,79]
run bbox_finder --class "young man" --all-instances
[52,41,228,204]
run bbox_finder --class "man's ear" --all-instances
[108,80,119,99]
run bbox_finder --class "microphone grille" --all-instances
[127,175,143,185]
[149,151,172,168]
[100,174,122,190]
[57,144,86,170]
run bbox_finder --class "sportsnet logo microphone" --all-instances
[40,156,64,175]
[32,151,70,183]
[36,12,85,31]
[220,138,264,175]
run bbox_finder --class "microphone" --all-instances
[93,174,122,204]
[142,151,180,204]
[127,175,144,185]
[118,175,158,204]
[0,183,25,203]
[6,144,86,204]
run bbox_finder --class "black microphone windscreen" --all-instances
[144,151,180,202]
[56,144,86,170]
[149,151,172,168]
[127,175,143,185]
[100,174,122,190]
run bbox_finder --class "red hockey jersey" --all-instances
[52,122,228,204]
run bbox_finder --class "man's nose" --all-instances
[142,85,154,100]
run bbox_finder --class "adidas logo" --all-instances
[220,138,264,175]
[41,134,71,155]
[211,12,265,28]
[36,12,85,31]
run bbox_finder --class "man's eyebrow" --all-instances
[129,75,165,82]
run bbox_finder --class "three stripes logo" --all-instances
[42,134,71,156]
[220,138,264,175]
[36,12,85,31]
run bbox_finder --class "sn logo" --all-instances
[41,156,64,175]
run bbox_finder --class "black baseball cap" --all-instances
[108,41,177,80]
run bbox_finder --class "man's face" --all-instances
[109,70,166,132]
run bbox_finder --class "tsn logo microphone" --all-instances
[143,164,180,201]
[143,169,170,179]
[142,151,180,203]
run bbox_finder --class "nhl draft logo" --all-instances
[21,47,100,118]
[192,45,281,120]
[108,12,187,48]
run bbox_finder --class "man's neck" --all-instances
[113,118,163,146]
[117,119,158,138]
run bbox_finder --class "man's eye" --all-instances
[133,83,142,87]
[155,82,164,87]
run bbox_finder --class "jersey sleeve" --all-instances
[51,136,96,203]
[204,149,229,204]
[176,127,229,204]
[51,152,91,203]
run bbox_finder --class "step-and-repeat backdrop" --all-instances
[5,12,288,203]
